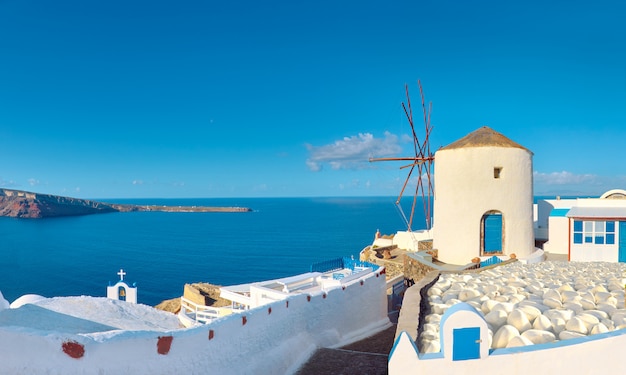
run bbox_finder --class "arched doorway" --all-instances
[481,211,503,255]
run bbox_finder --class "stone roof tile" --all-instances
[441,126,531,153]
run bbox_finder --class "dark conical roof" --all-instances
[441,126,531,153]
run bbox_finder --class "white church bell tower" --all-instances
[107,269,138,304]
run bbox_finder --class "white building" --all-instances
[539,189,626,262]
[106,269,137,304]
[433,126,535,265]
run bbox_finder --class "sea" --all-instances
[0,197,418,306]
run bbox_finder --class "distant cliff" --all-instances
[0,189,118,218]
[0,189,251,219]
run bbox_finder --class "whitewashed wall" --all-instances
[0,270,390,375]
[390,305,626,375]
[390,327,626,375]
[571,241,619,262]
[393,230,433,251]
[542,216,569,255]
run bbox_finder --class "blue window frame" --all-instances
[607,221,615,232]
[574,232,583,243]
[573,220,583,244]
[573,220,615,245]
[584,221,593,243]
[574,220,583,232]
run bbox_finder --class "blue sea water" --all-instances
[0,197,417,306]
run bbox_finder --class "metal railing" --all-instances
[480,256,503,268]
[342,256,377,271]
[310,257,344,273]
[310,257,378,273]
[180,297,222,324]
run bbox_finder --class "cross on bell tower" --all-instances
[117,269,126,281]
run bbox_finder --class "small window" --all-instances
[573,220,615,246]
[494,167,502,179]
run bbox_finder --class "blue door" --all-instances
[453,327,480,361]
[619,221,626,263]
[484,214,502,253]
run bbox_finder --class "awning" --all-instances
[566,206,626,219]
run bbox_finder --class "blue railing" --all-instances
[480,256,503,268]
[342,257,378,271]
[310,258,344,273]
[310,257,378,273]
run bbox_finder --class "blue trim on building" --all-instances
[619,221,626,263]
[549,208,570,217]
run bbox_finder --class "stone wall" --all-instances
[403,256,437,287]
[395,271,440,342]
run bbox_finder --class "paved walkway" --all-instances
[296,247,405,375]
[294,323,396,375]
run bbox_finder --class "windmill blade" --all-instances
[419,81,428,128]
[403,84,421,156]
[395,164,416,205]
[399,160,427,169]
[402,102,419,157]
[369,156,423,163]
[368,80,436,231]
[409,168,422,230]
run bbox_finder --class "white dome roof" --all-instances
[10,294,46,309]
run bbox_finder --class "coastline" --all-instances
[112,204,252,213]
[0,188,252,218]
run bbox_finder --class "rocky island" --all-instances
[0,188,252,219]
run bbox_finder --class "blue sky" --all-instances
[1,0,624,199]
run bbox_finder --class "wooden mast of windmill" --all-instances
[370,80,435,231]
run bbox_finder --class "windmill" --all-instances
[370,80,435,231]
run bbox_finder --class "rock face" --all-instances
[0,188,253,219]
[0,189,117,218]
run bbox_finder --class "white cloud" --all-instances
[305,132,402,171]
[28,178,40,186]
[533,171,626,196]
[533,171,597,185]
[0,177,18,187]
[132,180,144,185]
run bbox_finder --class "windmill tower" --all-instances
[433,127,535,264]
